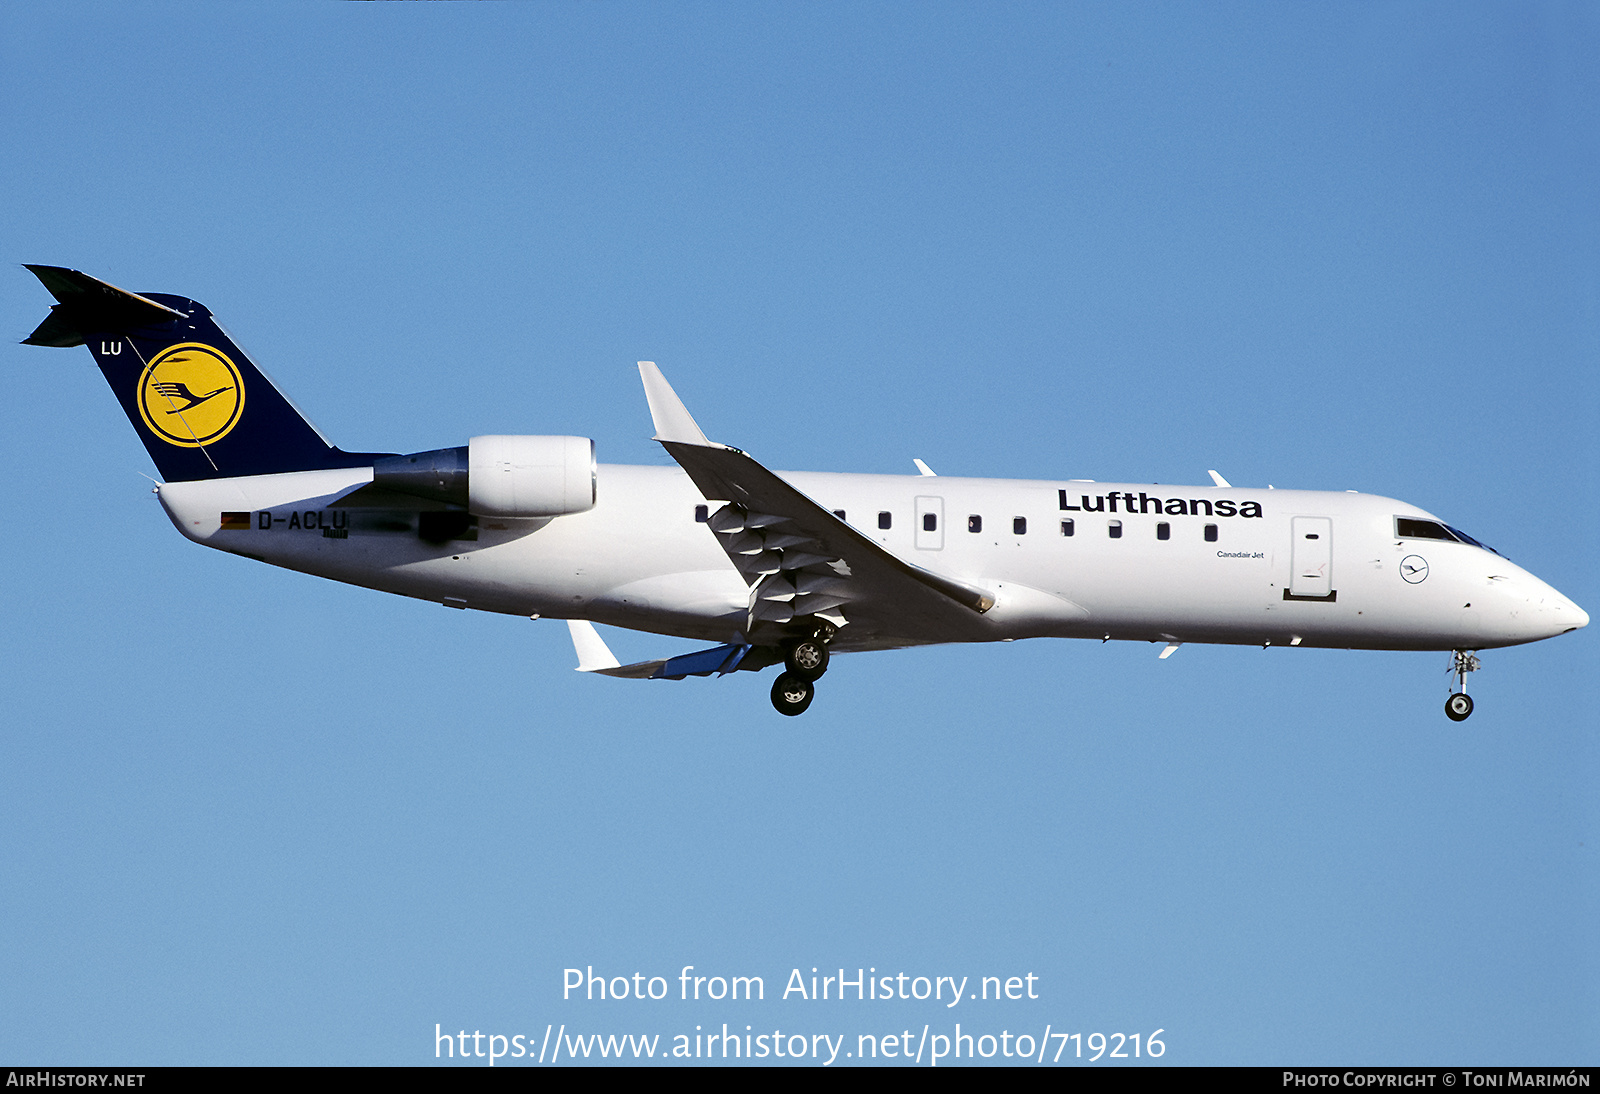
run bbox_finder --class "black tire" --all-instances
[1445,693,1474,722]
[770,672,815,716]
[784,637,830,681]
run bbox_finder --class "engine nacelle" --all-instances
[467,434,595,518]
[371,435,596,518]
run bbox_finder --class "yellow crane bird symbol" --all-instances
[150,380,234,413]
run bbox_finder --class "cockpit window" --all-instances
[1394,516,1500,556]
[1444,524,1500,556]
[1395,517,1454,541]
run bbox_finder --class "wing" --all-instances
[638,363,994,650]
[565,619,775,680]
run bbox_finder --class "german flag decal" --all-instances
[220,512,251,530]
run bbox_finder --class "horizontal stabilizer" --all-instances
[22,265,186,347]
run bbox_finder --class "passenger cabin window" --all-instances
[1156,522,1170,540]
[1013,517,1027,535]
[1108,519,1122,539]
[923,513,938,532]
[1060,519,1075,537]
[694,504,708,523]
[1204,524,1218,542]
[968,515,982,533]
[878,511,892,530]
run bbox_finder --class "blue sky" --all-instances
[1,2,1594,1066]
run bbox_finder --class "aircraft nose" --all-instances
[1484,569,1587,642]
[1526,582,1587,638]
[1567,599,1590,631]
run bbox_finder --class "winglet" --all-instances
[1207,470,1232,488]
[638,362,713,446]
[567,619,622,673]
[913,459,937,477]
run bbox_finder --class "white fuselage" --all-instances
[157,464,1588,654]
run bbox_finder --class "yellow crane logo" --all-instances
[136,343,245,448]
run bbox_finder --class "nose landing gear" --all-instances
[1445,649,1481,721]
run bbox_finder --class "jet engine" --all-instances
[372,435,596,517]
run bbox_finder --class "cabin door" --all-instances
[915,496,944,550]
[1290,516,1333,597]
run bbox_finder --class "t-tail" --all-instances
[23,265,385,481]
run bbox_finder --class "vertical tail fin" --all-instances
[23,265,384,481]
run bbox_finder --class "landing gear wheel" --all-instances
[783,637,829,681]
[770,672,815,716]
[1445,693,1474,722]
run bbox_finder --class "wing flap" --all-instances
[660,439,994,640]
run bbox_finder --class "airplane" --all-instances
[21,265,1589,719]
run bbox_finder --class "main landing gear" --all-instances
[770,673,815,716]
[1445,649,1481,722]
[769,629,832,716]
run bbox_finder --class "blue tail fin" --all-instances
[23,265,385,481]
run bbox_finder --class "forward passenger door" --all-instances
[1290,516,1332,597]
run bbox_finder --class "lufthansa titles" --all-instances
[1059,489,1262,519]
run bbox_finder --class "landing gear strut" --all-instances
[770,625,834,715]
[1445,649,1481,722]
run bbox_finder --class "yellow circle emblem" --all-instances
[136,343,245,447]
